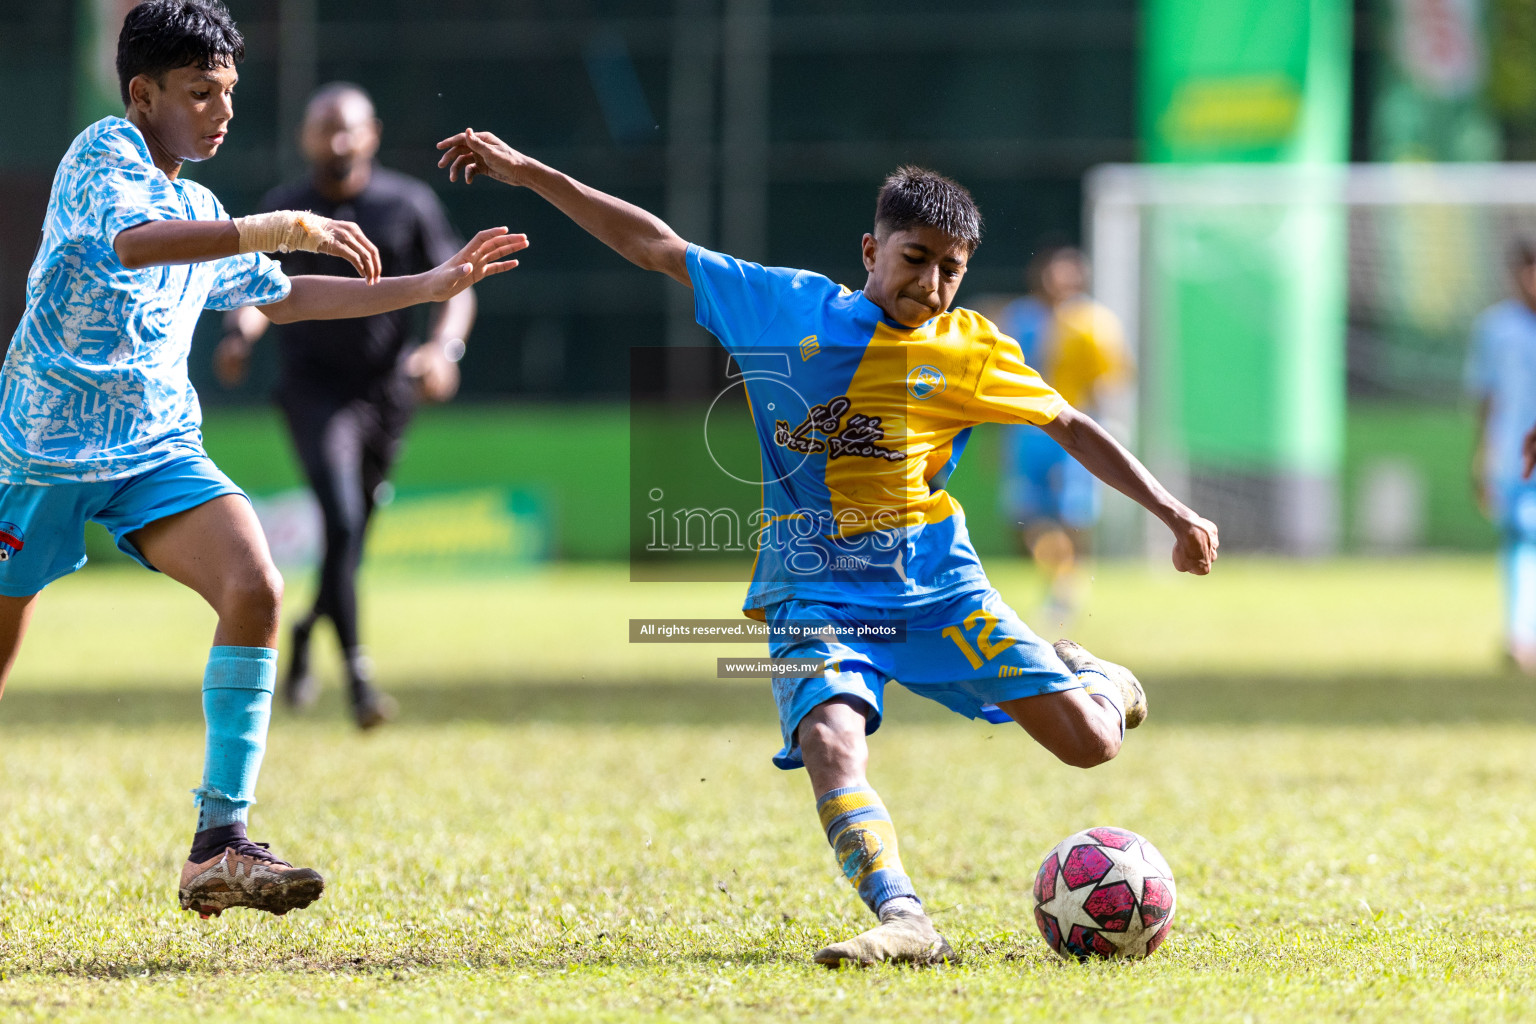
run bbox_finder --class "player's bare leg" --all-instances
[998,639,1146,769]
[131,495,284,647]
[799,697,957,968]
[130,495,324,919]
[0,593,40,701]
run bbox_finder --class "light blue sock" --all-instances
[193,646,277,832]
[1504,538,1536,652]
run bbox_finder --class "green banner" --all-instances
[1372,0,1499,161]
[1367,1,1499,407]
[1142,0,1351,551]
[1145,0,1351,164]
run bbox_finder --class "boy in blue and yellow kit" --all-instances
[0,0,524,920]
[997,246,1132,621]
[438,130,1218,966]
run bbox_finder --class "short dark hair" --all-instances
[307,81,375,114]
[874,166,983,252]
[116,0,244,106]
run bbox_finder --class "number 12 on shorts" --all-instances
[942,610,1018,670]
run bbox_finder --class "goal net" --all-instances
[1084,162,1536,556]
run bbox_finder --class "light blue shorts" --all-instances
[767,587,1080,769]
[0,451,246,596]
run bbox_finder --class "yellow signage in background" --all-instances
[1161,74,1304,149]
[369,490,542,562]
[252,487,549,572]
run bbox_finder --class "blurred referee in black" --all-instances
[216,82,474,729]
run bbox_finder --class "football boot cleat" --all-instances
[1053,639,1147,729]
[812,907,959,968]
[179,838,324,919]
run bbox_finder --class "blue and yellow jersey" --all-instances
[999,295,1129,412]
[1045,297,1130,411]
[688,245,1066,613]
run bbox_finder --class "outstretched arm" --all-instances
[1039,406,1219,575]
[256,228,525,324]
[436,129,690,286]
[114,212,383,283]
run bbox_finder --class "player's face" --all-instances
[130,63,237,164]
[301,93,380,182]
[861,226,972,328]
[1040,255,1086,304]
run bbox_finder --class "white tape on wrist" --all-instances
[234,210,336,255]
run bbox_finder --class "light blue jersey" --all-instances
[1466,298,1536,651]
[1467,299,1536,496]
[0,116,290,485]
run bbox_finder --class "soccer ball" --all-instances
[1032,826,1176,960]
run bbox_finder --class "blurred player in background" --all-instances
[0,0,522,920]
[996,247,1131,625]
[436,128,1217,967]
[1471,240,1536,673]
[216,83,474,729]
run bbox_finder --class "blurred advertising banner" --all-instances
[1138,0,1351,554]
[1144,0,1350,162]
[1373,0,1500,161]
[1367,1,1499,416]
[253,487,549,573]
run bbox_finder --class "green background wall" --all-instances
[113,405,1484,568]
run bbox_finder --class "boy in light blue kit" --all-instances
[438,127,1218,966]
[1471,241,1536,672]
[0,0,523,919]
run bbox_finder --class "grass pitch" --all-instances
[3,556,1536,1021]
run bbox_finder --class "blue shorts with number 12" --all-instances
[766,586,1080,769]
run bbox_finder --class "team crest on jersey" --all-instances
[906,364,946,401]
[774,395,906,461]
[0,522,24,561]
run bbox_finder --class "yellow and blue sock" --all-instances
[192,646,277,832]
[817,785,919,914]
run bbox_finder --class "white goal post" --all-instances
[1084,162,1536,557]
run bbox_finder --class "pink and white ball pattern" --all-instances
[1032,826,1176,960]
